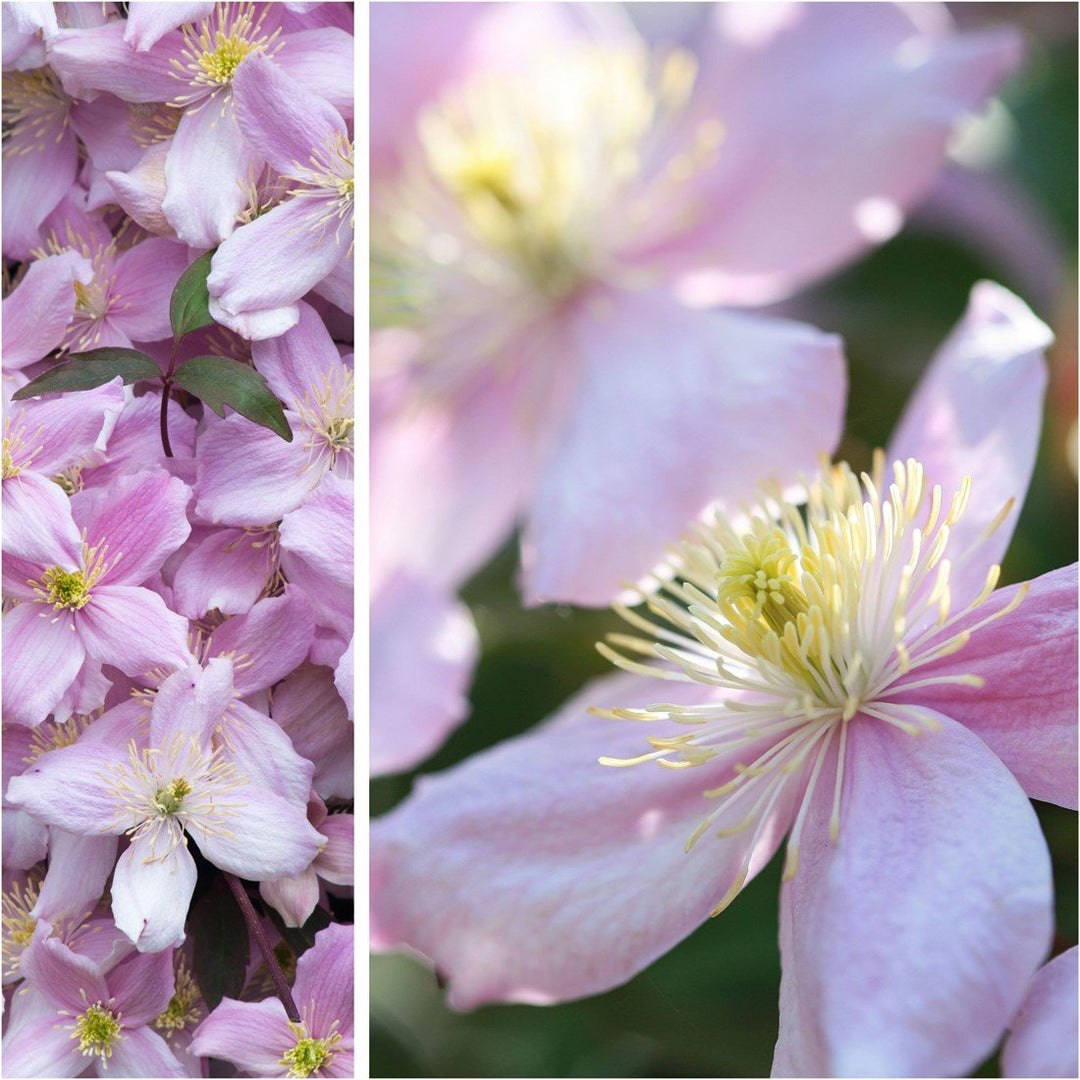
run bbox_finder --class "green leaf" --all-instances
[190,879,250,1011]
[173,355,293,441]
[11,349,160,400]
[169,251,215,340]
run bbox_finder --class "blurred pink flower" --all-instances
[1002,946,1079,1079]
[372,284,1076,1076]
[371,2,1021,606]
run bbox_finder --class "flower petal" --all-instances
[111,835,196,953]
[1,249,91,368]
[292,922,353,1039]
[1,604,87,727]
[77,585,194,676]
[523,289,845,605]
[188,996,292,1076]
[372,672,793,1008]
[1002,947,1079,1079]
[887,282,1052,601]
[0,1012,84,1078]
[3,472,84,566]
[894,564,1078,809]
[107,947,176,1025]
[109,237,192,342]
[109,1025,186,1078]
[773,712,1053,1077]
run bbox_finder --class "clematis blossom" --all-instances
[371,2,1021,607]
[371,283,1076,1077]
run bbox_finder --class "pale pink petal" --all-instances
[372,672,792,1008]
[47,22,182,101]
[773,713,1053,1077]
[207,197,350,338]
[310,251,353,314]
[35,830,117,923]
[19,924,109,1011]
[206,293,300,341]
[333,636,353,721]
[272,27,353,116]
[109,236,192,342]
[312,813,352,886]
[149,659,233,749]
[371,571,478,776]
[3,810,48,870]
[292,922,353,1038]
[71,468,192,586]
[0,1012,83,1077]
[1,249,91,368]
[123,2,213,51]
[188,785,323,881]
[206,589,316,696]
[109,1025,186,1077]
[2,472,83,565]
[1002,947,1079,1079]
[894,564,1078,809]
[68,93,144,174]
[107,947,176,1024]
[887,282,1052,601]
[5,734,129,835]
[370,349,539,590]
[1,128,78,260]
[271,664,353,800]
[188,996,292,1076]
[231,52,346,178]
[105,139,174,238]
[170,526,276,618]
[111,835,196,953]
[258,867,319,928]
[523,289,845,606]
[1,604,86,726]
[161,101,261,248]
[250,298,343,410]
[76,584,193,676]
[194,412,314,526]
[658,10,1021,306]
[222,701,314,806]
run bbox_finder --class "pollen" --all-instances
[2,874,41,979]
[154,956,203,1037]
[41,567,92,610]
[153,777,193,817]
[2,67,71,156]
[280,1022,341,1078]
[72,1003,123,1061]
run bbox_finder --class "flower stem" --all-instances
[222,871,301,1022]
[159,339,182,459]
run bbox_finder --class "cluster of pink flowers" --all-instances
[370,4,1076,1079]
[2,3,353,1077]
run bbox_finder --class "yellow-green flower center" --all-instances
[73,1003,123,1061]
[154,958,203,1036]
[41,567,92,610]
[280,1024,341,1078]
[153,777,193,817]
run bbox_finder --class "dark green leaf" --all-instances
[169,251,215,340]
[173,355,293,441]
[11,349,160,400]
[190,879,250,1010]
[267,903,332,958]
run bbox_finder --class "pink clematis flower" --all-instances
[189,921,353,1078]
[1001,946,1078,1079]
[1,925,183,1076]
[7,661,325,953]
[371,2,1021,607]
[1,467,194,725]
[371,284,1076,1076]
[207,52,354,340]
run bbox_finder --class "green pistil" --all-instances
[153,777,192,816]
[281,1033,338,1078]
[73,1004,122,1061]
[41,567,92,610]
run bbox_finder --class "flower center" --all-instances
[1,874,41,979]
[154,957,203,1037]
[153,777,193,817]
[72,1003,123,1062]
[297,368,354,470]
[598,454,1026,907]
[41,567,91,610]
[280,1023,341,1078]
[287,131,355,245]
[2,67,71,155]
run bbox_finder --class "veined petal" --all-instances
[149,659,234,749]
[109,1026,186,1078]
[3,473,83,565]
[161,101,261,248]
[170,526,277,618]
[292,922,353,1039]
[1002,947,1079,1079]
[19,923,110,1012]
[47,22,183,101]
[251,299,343,411]
[773,713,1053,1078]
[893,564,1078,809]
[1,249,91,368]
[372,672,793,1008]
[222,701,314,806]
[313,812,352,886]
[1,604,86,726]
[272,27,353,116]
[111,835,196,953]
[523,289,845,606]
[188,997,292,1076]
[106,947,176,1025]
[76,585,194,676]
[35,830,117,923]
[0,1012,83,1078]
[1,127,78,261]
[887,282,1052,601]
[258,867,319,929]
[109,237,192,342]
[123,2,214,51]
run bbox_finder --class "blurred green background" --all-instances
[371,4,1078,1076]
